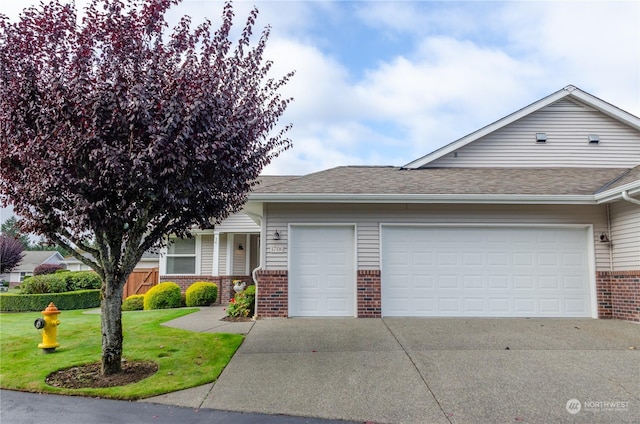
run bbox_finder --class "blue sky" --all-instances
[2,0,639,180]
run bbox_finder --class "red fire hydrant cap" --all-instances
[42,302,61,315]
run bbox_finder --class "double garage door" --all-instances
[289,225,593,318]
[382,226,592,317]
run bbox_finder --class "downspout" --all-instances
[250,204,267,320]
[606,204,613,274]
[621,190,640,206]
[251,264,261,321]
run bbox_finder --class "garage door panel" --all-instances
[489,298,509,313]
[564,276,586,289]
[513,252,533,266]
[464,298,484,312]
[298,297,319,315]
[565,299,588,314]
[539,276,560,289]
[438,252,458,266]
[538,253,559,266]
[298,275,320,289]
[562,253,584,266]
[438,275,459,289]
[382,226,591,317]
[514,298,535,313]
[540,298,561,313]
[513,276,534,289]
[488,275,509,289]
[326,274,349,290]
[439,298,461,313]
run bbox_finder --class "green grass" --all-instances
[0,308,243,399]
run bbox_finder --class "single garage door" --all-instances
[289,226,355,317]
[381,226,592,317]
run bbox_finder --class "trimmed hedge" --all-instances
[0,290,101,312]
[143,282,181,310]
[20,271,102,294]
[185,282,218,307]
[122,294,145,311]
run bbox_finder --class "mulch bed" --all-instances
[220,316,254,322]
[45,360,158,389]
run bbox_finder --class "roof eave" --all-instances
[594,180,640,203]
[248,193,597,205]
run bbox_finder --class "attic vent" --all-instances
[535,133,547,143]
[588,134,600,144]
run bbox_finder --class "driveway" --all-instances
[150,315,640,424]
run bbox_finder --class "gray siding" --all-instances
[216,212,260,232]
[425,99,640,168]
[200,234,214,275]
[218,233,227,275]
[610,201,640,270]
[265,203,610,271]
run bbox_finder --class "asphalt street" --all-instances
[0,390,359,424]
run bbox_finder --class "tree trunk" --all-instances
[100,274,126,376]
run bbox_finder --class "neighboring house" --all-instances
[64,251,160,272]
[4,251,65,286]
[244,85,640,321]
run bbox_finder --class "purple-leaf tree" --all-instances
[0,235,25,275]
[0,0,293,375]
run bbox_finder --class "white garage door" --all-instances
[289,226,355,317]
[382,226,592,317]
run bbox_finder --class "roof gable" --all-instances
[404,85,640,169]
[16,251,64,273]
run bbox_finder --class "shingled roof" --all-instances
[252,166,632,196]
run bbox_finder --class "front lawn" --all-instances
[0,308,243,399]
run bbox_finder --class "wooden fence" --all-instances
[123,268,158,298]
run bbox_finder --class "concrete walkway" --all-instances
[143,308,640,423]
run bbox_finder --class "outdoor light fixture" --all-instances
[588,134,600,144]
[273,230,280,240]
[238,243,244,251]
[535,132,547,143]
[600,232,610,243]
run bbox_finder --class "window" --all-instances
[165,237,196,274]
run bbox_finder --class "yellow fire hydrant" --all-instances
[34,302,61,353]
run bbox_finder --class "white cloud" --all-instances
[3,0,638,178]
[499,1,640,114]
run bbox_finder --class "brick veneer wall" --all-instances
[159,275,251,304]
[255,270,288,317]
[596,271,640,322]
[357,270,381,318]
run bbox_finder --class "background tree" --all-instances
[0,235,25,275]
[1,216,30,249]
[0,0,292,375]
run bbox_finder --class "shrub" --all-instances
[33,263,65,275]
[0,289,101,312]
[143,282,181,310]
[226,285,255,318]
[122,294,145,311]
[67,271,102,291]
[185,282,218,307]
[20,274,67,294]
[19,271,102,294]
